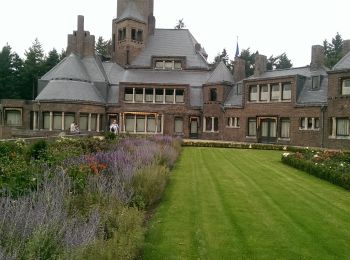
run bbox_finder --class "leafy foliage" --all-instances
[95,36,111,58]
[323,32,344,68]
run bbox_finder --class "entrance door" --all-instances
[190,117,199,138]
[260,118,277,143]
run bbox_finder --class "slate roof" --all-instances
[119,69,211,87]
[297,75,328,105]
[207,61,234,84]
[224,85,243,107]
[36,80,105,104]
[117,0,146,23]
[248,66,312,80]
[41,53,90,82]
[82,57,108,82]
[131,29,210,69]
[333,51,350,71]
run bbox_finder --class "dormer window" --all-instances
[154,60,183,70]
[137,30,143,42]
[312,76,320,90]
[342,79,350,95]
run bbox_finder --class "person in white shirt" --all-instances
[70,121,79,133]
[109,120,119,134]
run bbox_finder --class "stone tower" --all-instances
[112,0,156,65]
[67,15,95,57]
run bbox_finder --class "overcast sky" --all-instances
[1,0,349,67]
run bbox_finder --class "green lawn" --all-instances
[142,147,350,260]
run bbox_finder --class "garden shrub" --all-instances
[131,164,170,209]
[27,139,48,160]
[282,151,350,190]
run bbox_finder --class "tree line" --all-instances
[0,33,346,100]
[212,32,346,77]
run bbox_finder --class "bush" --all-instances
[130,164,169,209]
[27,139,48,161]
[282,151,350,190]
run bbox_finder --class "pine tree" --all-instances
[21,38,45,100]
[324,32,343,68]
[95,36,111,58]
[174,19,185,29]
[43,48,60,74]
[0,44,23,99]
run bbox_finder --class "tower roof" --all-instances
[118,0,147,23]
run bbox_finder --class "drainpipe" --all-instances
[320,105,327,148]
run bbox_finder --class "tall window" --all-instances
[205,117,218,132]
[176,89,184,103]
[65,113,75,131]
[165,89,174,103]
[137,30,143,42]
[270,84,280,101]
[342,79,350,95]
[174,117,184,134]
[131,29,136,40]
[155,89,164,103]
[80,114,89,131]
[226,117,240,128]
[43,112,50,130]
[210,89,217,102]
[336,118,349,136]
[249,86,258,101]
[260,85,268,101]
[282,83,291,100]
[280,118,290,138]
[135,88,143,102]
[53,112,62,130]
[5,109,22,126]
[248,118,257,136]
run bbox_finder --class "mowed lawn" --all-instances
[143,147,350,260]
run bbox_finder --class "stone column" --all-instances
[49,112,53,131]
[61,112,65,131]
[332,117,336,137]
[88,113,92,131]
[33,112,37,130]
[97,114,100,132]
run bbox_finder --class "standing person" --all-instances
[70,121,77,133]
[110,120,119,134]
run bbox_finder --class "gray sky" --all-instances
[1,0,349,67]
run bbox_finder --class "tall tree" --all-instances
[239,48,256,77]
[267,53,292,70]
[95,36,111,58]
[21,38,45,100]
[59,48,67,61]
[213,48,229,66]
[0,44,23,99]
[324,32,343,68]
[174,19,185,29]
[43,48,60,74]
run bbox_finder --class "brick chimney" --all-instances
[234,57,246,82]
[67,15,95,57]
[254,54,267,77]
[310,45,324,70]
[342,40,350,57]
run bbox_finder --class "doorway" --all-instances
[259,117,277,143]
[190,117,199,138]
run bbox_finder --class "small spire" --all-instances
[235,36,239,58]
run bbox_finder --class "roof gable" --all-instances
[207,61,234,84]
[131,29,209,69]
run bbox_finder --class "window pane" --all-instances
[236,118,240,127]
[315,118,320,129]
[53,113,62,130]
[281,119,290,138]
[227,117,231,126]
[165,61,173,69]
[307,118,313,129]
[270,84,280,100]
[249,86,257,101]
[336,118,349,136]
[125,115,134,132]
[155,89,164,103]
[176,89,184,103]
[6,110,22,126]
[248,118,256,136]
[312,76,319,89]
[145,89,153,102]
[210,89,217,101]
[135,88,143,102]
[155,61,163,69]
[342,79,350,95]
[80,114,88,131]
[157,115,162,133]
[214,118,219,131]
[91,114,97,131]
[260,85,268,101]
[300,117,306,129]
[282,83,291,100]
[174,62,182,70]
[206,117,212,131]
[147,116,156,132]
[43,112,50,130]
[65,113,75,131]
[174,117,183,133]
[125,88,133,101]
[165,89,174,103]
[136,116,145,132]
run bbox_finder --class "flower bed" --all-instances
[0,136,181,259]
[281,149,350,190]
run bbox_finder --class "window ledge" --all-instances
[299,128,320,131]
[226,126,240,129]
[245,136,256,139]
[329,136,350,140]
[278,138,291,141]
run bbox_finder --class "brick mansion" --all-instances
[1,0,350,149]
